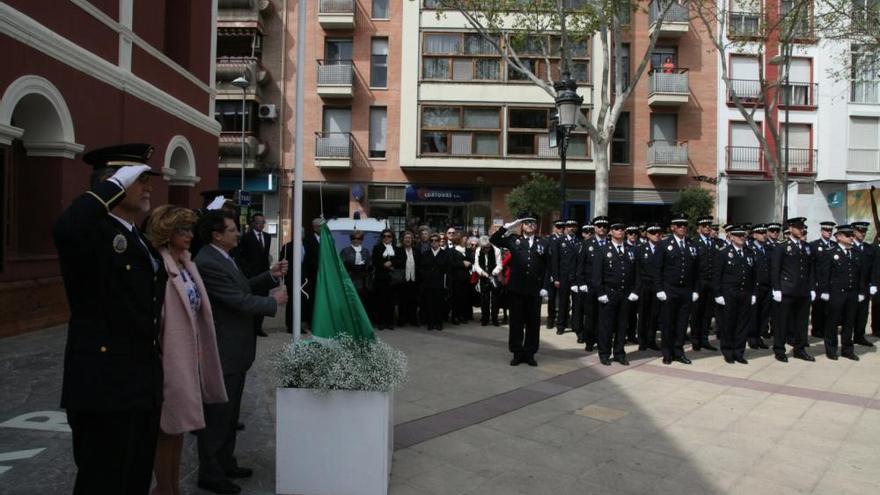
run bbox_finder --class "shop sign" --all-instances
[405,185,474,203]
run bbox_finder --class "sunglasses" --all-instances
[352,237,363,241]
[611,227,625,231]
[430,238,440,242]
[672,223,688,227]
[382,234,392,238]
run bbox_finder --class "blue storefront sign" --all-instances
[405,185,473,203]
[219,173,278,193]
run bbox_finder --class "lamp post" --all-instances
[554,72,583,218]
[782,44,791,223]
[231,76,250,206]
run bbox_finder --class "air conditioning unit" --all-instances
[258,104,277,120]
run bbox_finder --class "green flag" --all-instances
[310,224,375,341]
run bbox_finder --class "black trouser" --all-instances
[374,282,396,327]
[546,283,558,327]
[423,288,446,328]
[67,408,160,495]
[570,288,584,335]
[774,295,810,354]
[825,291,858,355]
[508,291,541,356]
[872,293,880,335]
[397,280,419,325]
[854,295,870,341]
[718,291,751,360]
[556,280,574,330]
[637,282,659,348]
[579,290,597,345]
[660,288,692,360]
[598,292,631,360]
[690,285,714,344]
[451,278,472,321]
[749,286,772,346]
[198,371,246,484]
[810,298,827,338]
[479,279,500,323]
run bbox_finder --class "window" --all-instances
[369,107,387,158]
[612,112,630,163]
[729,121,762,171]
[784,58,813,106]
[852,45,880,103]
[729,55,761,102]
[619,44,630,90]
[320,107,352,157]
[420,106,501,156]
[372,0,389,19]
[325,38,353,64]
[507,34,590,83]
[780,0,812,38]
[779,123,813,172]
[422,33,501,81]
[728,0,760,37]
[215,100,257,132]
[507,108,550,155]
[849,117,880,172]
[371,38,388,87]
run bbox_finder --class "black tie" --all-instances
[618,246,623,256]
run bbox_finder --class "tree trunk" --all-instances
[773,174,785,222]
[593,143,609,216]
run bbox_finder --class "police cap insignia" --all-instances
[113,233,128,253]
[83,143,160,175]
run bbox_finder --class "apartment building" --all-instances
[0,0,220,336]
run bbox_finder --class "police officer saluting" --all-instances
[713,225,757,364]
[491,213,551,366]
[815,224,865,360]
[53,144,167,494]
[770,217,815,362]
[593,221,640,365]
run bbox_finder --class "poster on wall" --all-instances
[846,181,880,242]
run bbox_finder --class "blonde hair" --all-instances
[146,205,198,248]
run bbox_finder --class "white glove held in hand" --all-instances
[571,285,579,293]
[110,165,151,189]
[656,291,667,301]
[871,286,878,296]
[539,289,548,298]
[579,285,589,293]
[820,293,829,302]
[859,294,866,303]
[810,290,816,302]
[715,296,726,306]
[598,295,609,304]
[751,295,756,306]
[628,293,639,302]
[206,195,227,210]
[772,290,782,302]
[692,292,700,302]
[503,219,524,230]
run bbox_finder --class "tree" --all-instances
[506,172,560,229]
[672,186,713,230]
[419,0,675,216]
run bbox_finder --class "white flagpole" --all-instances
[292,0,306,342]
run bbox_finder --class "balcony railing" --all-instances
[728,11,761,37]
[647,141,688,165]
[851,80,880,103]
[782,82,817,107]
[315,132,353,158]
[781,148,816,173]
[317,60,354,85]
[319,0,354,13]
[650,1,689,23]
[848,148,880,173]
[726,79,763,104]
[726,146,763,172]
[649,68,689,94]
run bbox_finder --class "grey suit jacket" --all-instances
[195,244,278,375]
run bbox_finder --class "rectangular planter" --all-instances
[276,388,393,495]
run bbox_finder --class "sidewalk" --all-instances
[1,313,878,494]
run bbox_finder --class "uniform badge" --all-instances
[805,246,811,255]
[562,242,567,248]
[516,239,521,246]
[644,252,649,258]
[787,245,792,253]
[537,245,544,254]
[113,233,128,253]
[667,245,674,251]
[589,246,594,252]
[818,246,823,252]
[728,251,734,259]
[833,254,839,260]
[607,252,613,258]
[628,251,634,260]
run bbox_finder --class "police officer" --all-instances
[575,216,610,351]
[815,224,865,360]
[770,217,815,362]
[624,225,642,344]
[713,226,757,364]
[593,221,640,365]
[53,144,167,494]
[571,224,594,343]
[748,224,772,348]
[851,221,876,347]
[809,221,837,339]
[636,223,663,351]
[766,222,783,247]
[692,216,719,351]
[551,220,581,335]
[545,220,565,328]
[656,213,700,364]
[490,214,551,366]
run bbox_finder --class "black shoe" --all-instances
[701,342,718,351]
[724,356,735,364]
[626,338,639,345]
[510,355,523,366]
[436,324,443,331]
[793,350,815,362]
[481,321,489,326]
[692,344,702,351]
[676,356,692,365]
[614,355,630,366]
[775,353,789,363]
[556,328,565,335]
[638,345,647,351]
[256,329,268,337]
[236,422,245,431]
[197,479,241,494]
[546,320,555,330]
[648,343,662,351]
[757,340,769,349]
[525,355,538,367]
[826,353,839,360]
[662,358,673,365]
[584,343,595,352]
[854,338,875,347]
[225,467,253,479]
[577,335,585,344]
[841,352,860,361]
[600,357,612,366]
[735,357,749,365]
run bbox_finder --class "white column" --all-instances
[118,0,133,71]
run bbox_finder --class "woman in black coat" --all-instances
[397,231,420,326]
[372,229,403,329]
[418,233,449,330]
[339,230,372,309]
[447,235,474,324]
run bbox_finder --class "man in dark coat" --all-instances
[237,213,273,336]
[545,220,564,328]
[301,217,324,329]
[851,221,876,347]
[593,221,640,366]
[655,213,700,365]
[550,220,581,335]
[713,226,757,364]
[769,217,815,362]
[419,233,450,330]
[691,215,719,351]
[748,224,772,348]
[815,224,865,361]
[53,144,167,495]
[809,221,837,339]
[636,223,663,351]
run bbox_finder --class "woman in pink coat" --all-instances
[146,205,228,495]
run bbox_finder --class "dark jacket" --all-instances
[489,227,550,296]
[238,229,272,277]
[749,240,772,288]
[655,236,699,294]
[593,242,640,297]
[448,247,472,283]
[340,245,373,290]
[712,245,757,297]
[419,248,449,290]
[815,245,865,295]
[550,235,581,285]
[372,243,404,285]
[54,180,167,412]
[636,242,662,288]
[770,239,815,297]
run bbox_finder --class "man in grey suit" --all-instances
[194,210,288,494]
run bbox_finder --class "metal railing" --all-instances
[726,79,762,103]
[317,60,354,85]
[851,80,880,103]
[315,132,353,158]
[728,11,761,37]
[647,141,688,165]
[848,148,880,173]
[782,148,816,173]
[649,68,689,94]
[320,0,355,14]
[782,82,817,107]
[726,146,763,172]
[650,1,690,23]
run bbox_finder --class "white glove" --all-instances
[692,292,700,302]
[772,290,782,302]
[539,289,548,298]
[110,164,152,189]
[810,290,816,302]
[751,295,756,306]
[656,291,667,301]
[598,295,609,304]
[628,293,639,302]
[579,285,589,293]
[206,195,227,211]
[820,293,829,302]
[571,285,579,293]
[859,294,866,302]
[715,296,726,306]
[871,286,878,296]
[503,219,524,230]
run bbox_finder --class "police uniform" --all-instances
[692,216,720,351]
[53,144,167,495]
[490,215,550,365]
[815,225,865,360]
[624,225,642,343]
[712,229,757,363]
[851,222,875,346]
[545,221,564,328]
[550,220,581,334]
[809,222,837,339]
[656,214,700,363]
[769,218,815,361]
[748,226,772,348]
[636,224,663,350]
[575,216,610,350]
[593,227,641,365]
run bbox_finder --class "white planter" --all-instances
[276,388,393,495]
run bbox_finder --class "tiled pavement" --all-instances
[1,312,879,494]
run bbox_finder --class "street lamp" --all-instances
[231,76,250,206]
[553,72,584,217]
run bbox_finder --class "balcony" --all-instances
[726,146,763,173]
[315,132,353,169]
[782,148,816,174]
[726,79,763,105]
[851,80,880,103]
[848,148,880,173]
[728,11,761,38]
[781,82,817,107]
[649,1,689,38]
[319,0,356,30]
[646,140,688,176]
[317,60,354,98]
[218,134,268,170]
[648,68,689,106]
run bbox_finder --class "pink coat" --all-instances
[159,248,228,434]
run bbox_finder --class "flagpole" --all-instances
[291,0,306,342]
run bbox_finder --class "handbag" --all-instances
[389,268,406,286]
